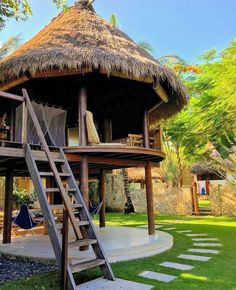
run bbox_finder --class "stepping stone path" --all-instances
[192,238,218,241]
[136,226,221,286]
[79,278,154,290]
[160,261,194,271]
[188,248,219,254]
[178,254,211,261]
[193,243,222,247]
[140,271,177,282]
[186,233,208,237]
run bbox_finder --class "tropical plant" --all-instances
[164,39,236,183]
[109,13,117,28]
[0,0,68,29]
[137,41,154,53]
[13,189,37,208]
[122,169,135,213]
[158,133,188,187]
[0,34,22,59]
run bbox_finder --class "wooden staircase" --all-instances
[23,89,114,289]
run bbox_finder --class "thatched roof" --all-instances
[0,0,188,120]
[128,167,161,181]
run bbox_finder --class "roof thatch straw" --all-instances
[0,0,188,120]
[128,167,161,181]
[191,162,223,175]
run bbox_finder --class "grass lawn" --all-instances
[1,213,236,290]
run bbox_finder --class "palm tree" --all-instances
[122,169,135,213]
[0,34,22,59]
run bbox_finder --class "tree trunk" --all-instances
[122,169,135,213]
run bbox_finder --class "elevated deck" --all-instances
[0,141,165,175]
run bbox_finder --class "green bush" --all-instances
[13,189,37,208]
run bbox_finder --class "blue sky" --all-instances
[0,0,235,62]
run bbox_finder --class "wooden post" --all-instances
[99,170,106,228]
[9,105,15,141]
[21,100,28,143]
[44,177,54,235]
[3,169,14,243]
[80,155,89,209]
[103,119,112,142]
[193,184,199,215]
[61,207,68,290]
[145,161,155,235]
[78,87,87,146]
[143,110,150,148]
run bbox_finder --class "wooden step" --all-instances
[70,259,105,273]
[69,239,97,247]
[32,151,61,161]
[39,172,70,177]
[77,220,90,226]
[50,203,83,210]
[45,187,76,193]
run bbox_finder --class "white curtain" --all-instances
[15,102,67,146]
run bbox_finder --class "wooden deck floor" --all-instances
[0,140,165,175]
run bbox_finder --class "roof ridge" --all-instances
[75,0,95,12]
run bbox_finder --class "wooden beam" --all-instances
[143,110,150,149]
[80,155,89,209]
[67,154,146,167]
[153,84,169,102]
[99,170,106,228]
[3,169,14,243]
[0,91,24,102]
[0,69,169,102]
[145,161,155,235]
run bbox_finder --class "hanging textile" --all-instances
[15,101,67,146]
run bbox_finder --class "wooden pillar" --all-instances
[80,155,89,209]
[21,100,28,143]
[9,105,15,141]
[99,170,106,228]
[143,110,150,148]
[3,169,14,243]
[145,161,155,235]
[103,119,112,142]
[78,87,88,146]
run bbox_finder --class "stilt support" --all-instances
[80,155,89,209]
[99,170,106,228]
[145,161,155,235]
[3,169,14,243]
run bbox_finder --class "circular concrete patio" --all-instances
[0,226,173,263]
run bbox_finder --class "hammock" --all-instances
[89,200,103,216]
[13,204,42,230]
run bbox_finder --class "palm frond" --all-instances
[0,34,23,59]
[138,41,154,52]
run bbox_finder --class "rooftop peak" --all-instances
[75,0,95,11]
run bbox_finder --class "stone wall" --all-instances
[106,174,192,215]
[210,185,236,216]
